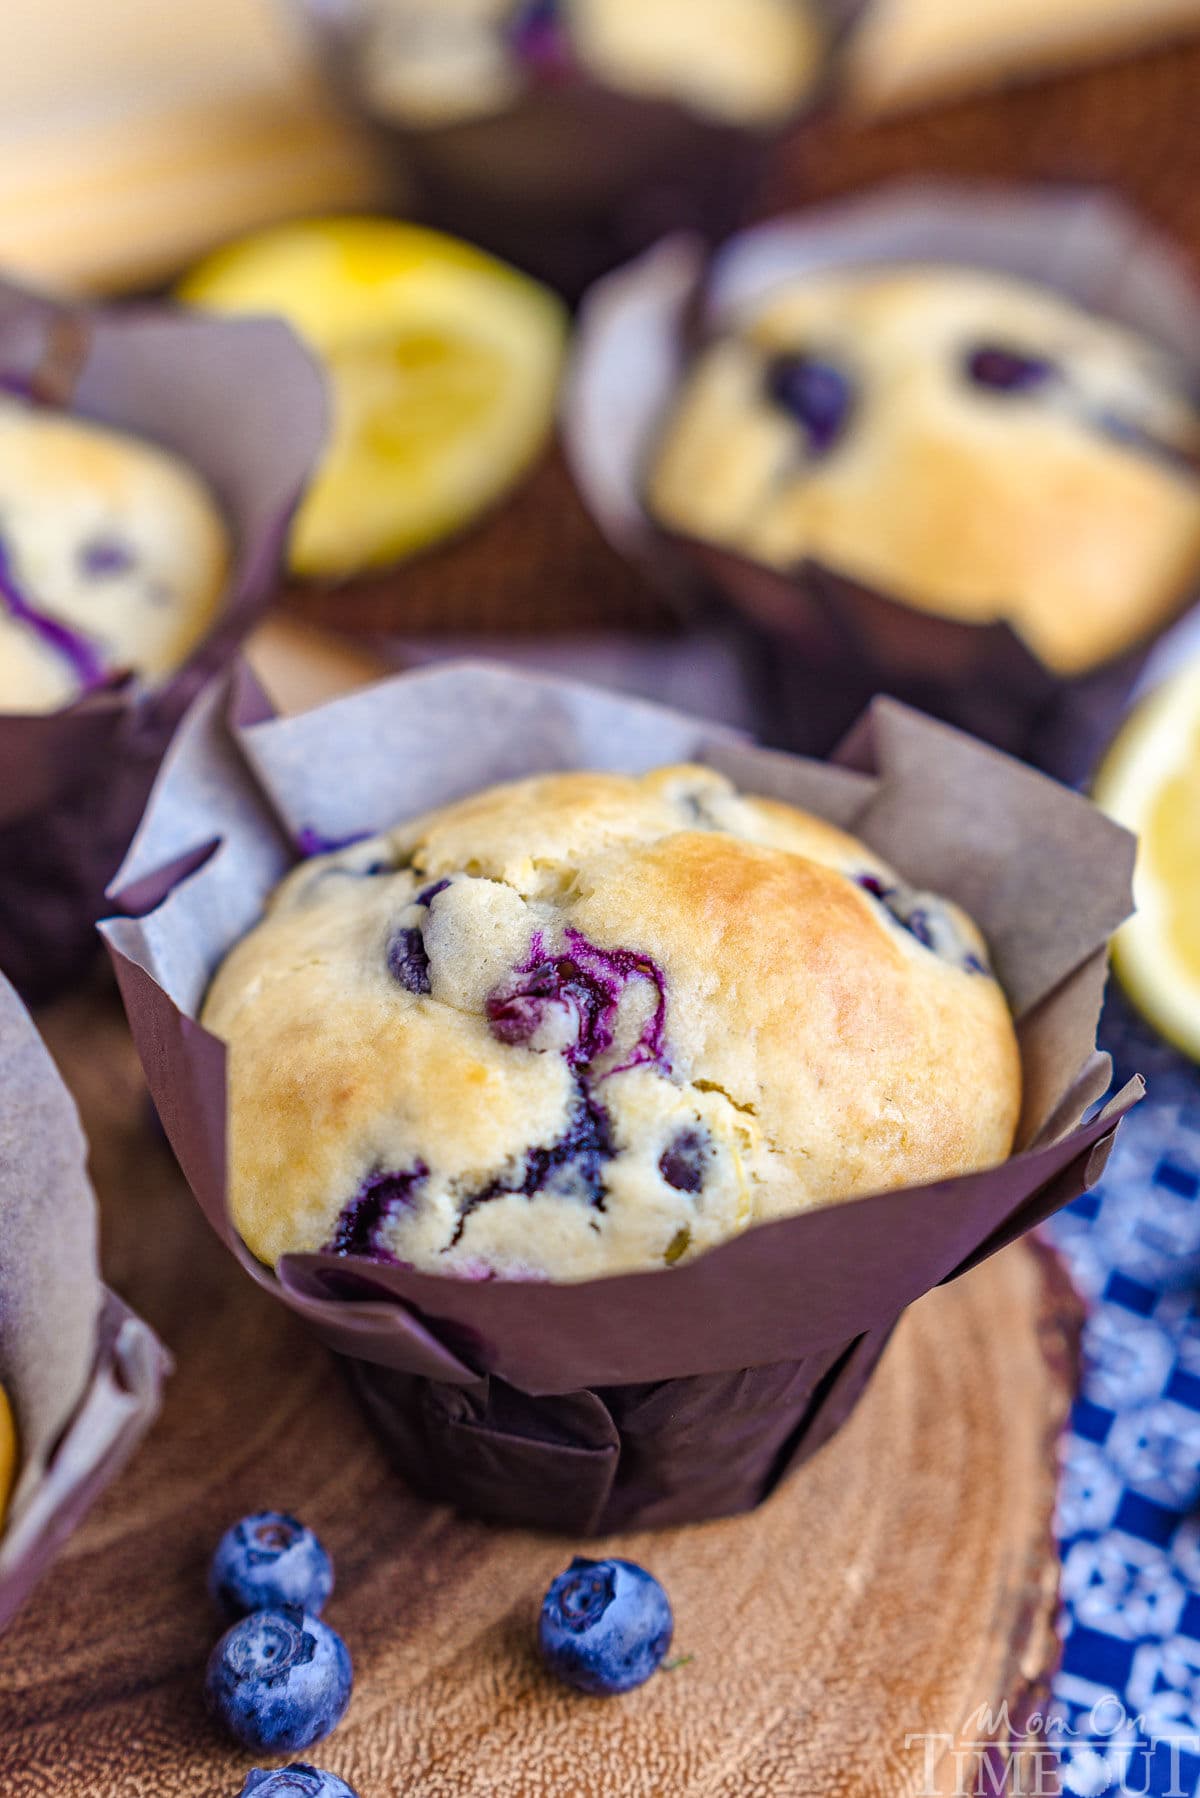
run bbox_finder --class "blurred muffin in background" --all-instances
[356,0,829,130]
[0,397,229,713]
[0,277,322,1001]
[648,265,1200,677]
[295,0,854,294]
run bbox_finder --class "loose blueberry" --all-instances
[964,346,1055,393]
[327,1165,428,1259]
[205,1606,352,1753]
[539,1557,673,1696]
[764,353,854,454]
[239,1767,359,1797]
[659,1128,711,1194]
[387,925,431,994]
[209,1512,334,1620]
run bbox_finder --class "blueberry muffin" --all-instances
[202,765,1021,1281]
[357,0,826,130]
[647,267,1200,676]
[0,396,229,714]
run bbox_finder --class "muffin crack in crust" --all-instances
[202,766,1022,1281]
[689,1077,757,1116]
[446,1075,615,1253]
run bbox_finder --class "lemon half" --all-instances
[1094,657,1200,1059]
[179,217,568,578]
[0,1382,15,1529]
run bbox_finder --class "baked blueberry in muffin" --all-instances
[0,396,229,714]
[647,267,1200,676]
[202,766,1021,1281]
[356,0,826,129]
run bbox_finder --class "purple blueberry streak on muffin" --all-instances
[327,1165,429,1259]
[0,534,106,693]
[486,927,668,1074]
[450,1079,614,1246]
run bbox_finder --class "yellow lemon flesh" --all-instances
[179,217,568,578]
[1093,657,1200,1059]
[0,1382,15,1529]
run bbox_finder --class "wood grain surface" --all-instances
[0,977,1080,1798]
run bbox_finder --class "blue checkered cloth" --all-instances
[1046,995,1200,1797]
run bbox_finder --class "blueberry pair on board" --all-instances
[205,1511,354,1781]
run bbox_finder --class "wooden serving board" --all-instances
[0,626,1082,1795]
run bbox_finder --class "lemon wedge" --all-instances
[0,1381,15,1529]
[1094,657,1200,1058]
[179,217,568,578]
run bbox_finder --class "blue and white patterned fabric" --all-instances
[1046,995,1200,1797]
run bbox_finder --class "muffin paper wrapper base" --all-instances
[564,183,1200,775]
[103,662,1138,1532]
[0,976,168,1631]
[300,0,866,298]
[0,279,326,999]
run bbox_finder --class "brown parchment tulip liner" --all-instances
[0,974,168,1632]
[295,0,868,299]
[0,278,326,1002]
[103,660,1139,1535]
[565,182,1200,779]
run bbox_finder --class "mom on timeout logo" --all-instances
[905,1699,1200,1796]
